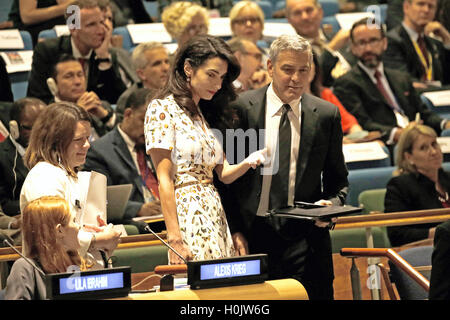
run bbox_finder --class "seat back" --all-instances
[358,188,386,214]
[389,246,433,300]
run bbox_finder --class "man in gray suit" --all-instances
[226,34,348,300]
[84,88,162,230]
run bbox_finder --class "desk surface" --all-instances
[123,279,308,300]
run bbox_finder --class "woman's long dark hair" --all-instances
[310,54,325,98]
[159,35,241,131]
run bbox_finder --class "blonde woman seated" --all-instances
[385,124,448,246]
[229,0,271,89]
[161,2,209,48]
[5,196,91,300]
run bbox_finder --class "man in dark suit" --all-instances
[334,18,450,146]
[27,0,128,104]
[0,98,45,216]
[429,219,450,300]
[384,0,450,88]
[49,54,117,139]
[227,34,349,300]
[83,88,162,231]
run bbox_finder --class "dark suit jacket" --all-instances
[27,35,128,104]
[0,56,13,102]
[429,219,450,300]
[83,126,153,221]
[384,170,450,246]
[385,25,450,85]
[228,87,349,238]
[333,64,444,140]
[0,137,29,216]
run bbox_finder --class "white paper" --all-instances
[343,141,388,163]
[164,43,178,54]
[127,23,172,44]
[0,51,33,73]
[54,24,70,37]
[0,29,24,49]
[207,17,232,37]
[422,90,450,107]
[437,137,450,153]
[263,22,297,38]
[78,171,107,226]
[335,12,376,31]
[132,214,164,222]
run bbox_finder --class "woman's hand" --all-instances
[168,238,193,264]
[244,148,267,169]
[232,232,248,256]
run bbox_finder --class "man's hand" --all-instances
[95,20,112,59]
[328,29,351,51]
[425,21,450,45]
[137,200,162,217]
[77,91,109,119]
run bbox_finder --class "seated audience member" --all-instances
[306,55,364,138]
[98,0,139,87]
[48,54,117,139]
[8,0,75,46]
[157,0,232,18]
[228,0,271,88]
[429,219,450,300]
[0,98,45,216]
[333,18,450,147]
[385,124,446,246]
[5,196,91,300]
[227,37,264,93]
[27,0,128,104]
[116,42,170,114]
[384,0,450,89]
[84,88,162,231]
[161,1,209,48]
[286,0,356,87]
[20,102,121,269]
[0,205,21,247]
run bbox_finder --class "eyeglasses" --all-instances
[353,37,383,48]
[233,17,261,25]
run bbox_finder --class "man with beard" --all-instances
[0,98,46,216]
[333,18,450,146]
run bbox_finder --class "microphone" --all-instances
[3,239,46,278]
[143,223,187,264]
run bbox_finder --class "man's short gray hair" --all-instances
[131,42,167,70]
[269,34,313,64]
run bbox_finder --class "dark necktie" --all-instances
[269,104,291,210]
[136,148,160,199]
[374,70,401,113]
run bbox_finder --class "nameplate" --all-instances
[46,266,131,300]
[0,29,24,49]
[187,254,268,290]
[343,141,388,163]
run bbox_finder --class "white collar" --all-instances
[266,83,301,118]
[71,37,93,60]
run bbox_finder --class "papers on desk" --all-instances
[335,12,376,30]
[0,51,33,73]
[342,141,388,163]
[133,214,164,222]
[263,22,297,38]
[437,137,450,153]
[207,18,232,37]
[54,25,70,37]
[78,171,107,226]
[422,90,450,107]
[0,29,24,49]
[127,23,172,43]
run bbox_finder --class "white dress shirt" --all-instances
[257,83,302,216]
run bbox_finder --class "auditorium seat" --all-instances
[389,246,432,300]
[420,94,450,119]
[112,245,169,273]
[112,26,135,51]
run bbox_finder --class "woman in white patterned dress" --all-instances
[144,35,265,264]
